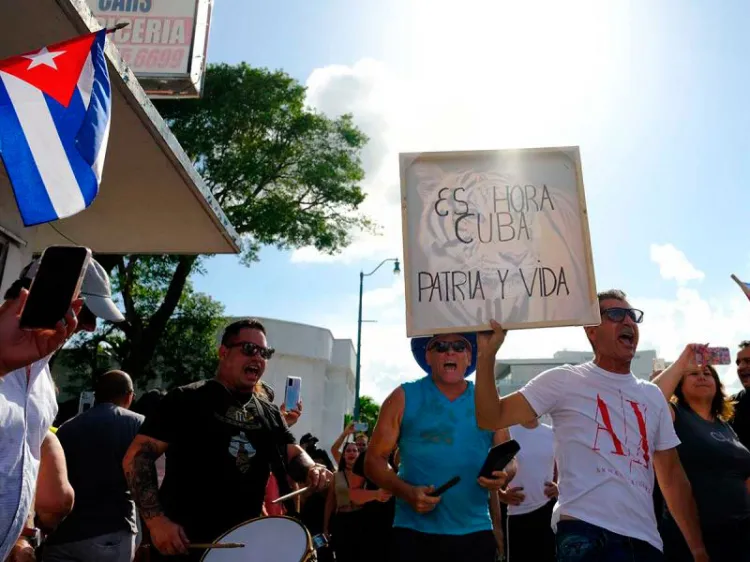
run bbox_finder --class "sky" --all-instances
[192,0,750,402]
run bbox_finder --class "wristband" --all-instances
[20,527,41,549]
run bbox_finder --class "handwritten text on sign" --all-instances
[400,147,599,337]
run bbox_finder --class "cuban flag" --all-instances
[731,274,750,301]
[0,29,111,226]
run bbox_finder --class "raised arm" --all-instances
[653,345,703,421]
[365,387,439,514]
[330,423,355,465]
[475,321,538,430]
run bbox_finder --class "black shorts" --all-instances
[390,527,497,562]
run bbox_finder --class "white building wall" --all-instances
[496,349,658,397]
[223,317,356,453]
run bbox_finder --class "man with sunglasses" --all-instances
[366,332,513,562]
[475,289,707,562]
[123,319,332,561]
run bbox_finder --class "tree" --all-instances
[63,273,225,390]
[344,395,381,433]
[94,63,371,379]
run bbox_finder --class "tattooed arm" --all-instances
[123,435,189,555]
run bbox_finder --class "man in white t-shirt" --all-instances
[474,289,708,562]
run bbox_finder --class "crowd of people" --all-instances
[1,252,749,562]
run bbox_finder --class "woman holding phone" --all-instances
[652,344,750,561]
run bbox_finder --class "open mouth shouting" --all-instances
[617,327,636,350]
[243,363,262,382]
[443,361,458,373]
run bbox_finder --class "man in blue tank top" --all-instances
[365,332,514,562]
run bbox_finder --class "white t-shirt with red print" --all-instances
[519,361,680,551]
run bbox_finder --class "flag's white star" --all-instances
[22,47,66,70]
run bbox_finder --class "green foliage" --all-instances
[64,274,225,389]
[155,63,374,264]
[65,63,371,385]
[357,395,381,433]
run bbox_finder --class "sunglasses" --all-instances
[601,307,644,324]
[428,340,470,353]
[225,341,275,360]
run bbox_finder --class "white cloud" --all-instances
[291,1,631,264]
[650,243,705,285]
[320,245,747,404]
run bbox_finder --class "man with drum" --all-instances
[365,332,514,562]
[123,319,332,560]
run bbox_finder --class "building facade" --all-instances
[0,0,240,296]
[496,349,658,396]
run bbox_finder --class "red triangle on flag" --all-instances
[0,32,97,108]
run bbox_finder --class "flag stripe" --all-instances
[77,52,94,109]
[0,70,86,219]
[76,30,111,185]
[44,90,98,209]
[0,76,56,225]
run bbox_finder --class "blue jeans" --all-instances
[556,520,663,562]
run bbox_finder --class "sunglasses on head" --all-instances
[428,340,470,353]
[225,341,275,360]
[600,307,644,324]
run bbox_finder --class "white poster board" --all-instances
[400,147,599,337]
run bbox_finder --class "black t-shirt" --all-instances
[667,402,750,526]
[139,380,296,544]
[732,389,750,450]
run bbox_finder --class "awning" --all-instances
[0,0,240,254]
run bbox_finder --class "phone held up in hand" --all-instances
[353,422,368,433]
[19,245,91,330]
[284,376,301,411]
[697,347,731,366]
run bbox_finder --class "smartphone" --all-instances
[19,246,91,330]
[427,476,460,497]
[653,358,666,372]
[312,534,329,549]
[353,422,368,433]
[478,440,521,479]
[698,347,731,366]
[284,376,301,411]
[78,391,95,414]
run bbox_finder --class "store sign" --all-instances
[87,0,212,98]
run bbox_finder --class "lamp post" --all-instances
[354,257,400,420]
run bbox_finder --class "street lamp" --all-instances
[354,257,400,420]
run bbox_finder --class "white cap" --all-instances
[25,258,125,323]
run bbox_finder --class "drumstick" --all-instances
[188,542,245,549]
[271,486,310,504]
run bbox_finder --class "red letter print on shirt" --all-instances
[592,394,650,470]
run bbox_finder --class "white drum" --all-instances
[200,516,314,562]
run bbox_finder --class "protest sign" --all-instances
[400,146,599,337]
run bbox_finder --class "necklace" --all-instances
[212,379,254,421]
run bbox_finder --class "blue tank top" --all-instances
[394,376,494,535]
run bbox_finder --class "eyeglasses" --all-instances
[428,340,470,353]
[225,341,275,360]
[600,307,644,324]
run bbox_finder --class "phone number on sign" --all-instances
[119,47,186,71]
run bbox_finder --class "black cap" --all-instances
[300,433,319,446]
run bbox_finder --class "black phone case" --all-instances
[428,476,460,497]
[478,440,521,479]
